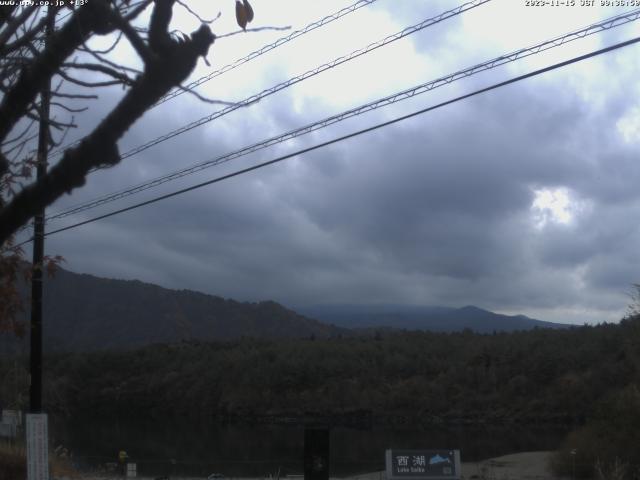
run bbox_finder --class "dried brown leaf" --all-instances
[243,0,254,23]
[235,0,247,30]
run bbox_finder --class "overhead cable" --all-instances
[101,0,491,162]
[157,0,381,106]
[20,34,639,243]
[43,7,640,223]
[47,0,381,158]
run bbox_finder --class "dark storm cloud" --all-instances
[40,4,640,325]
[56,79,628,318]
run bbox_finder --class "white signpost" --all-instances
[0,409,21,439]
[2,409,22,426]
[127,463,137,477]
[26,413,49,480]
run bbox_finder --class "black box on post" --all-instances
[304,426,330,480]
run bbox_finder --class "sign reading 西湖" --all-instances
[385,450,461,480]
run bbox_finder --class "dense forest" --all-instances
[3,317,640,476]
[2,318,639,422]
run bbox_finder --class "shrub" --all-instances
[552,385,640,479]
[0,441,26,480]
[0,439,80,480]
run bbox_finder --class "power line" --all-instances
[22,35,640,244]
[29,5,55,416]
[156,0,380,106]
[47,0,381,158]
[38,0,491,222]
[42,7,640,224]
[39,0,490,220]
[97,0,491,162]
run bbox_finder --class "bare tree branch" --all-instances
[148,0,173,53]
[50,102,88,113]
[176,1,220,25]
[62,61,135,85]
[0,0,215,245]
[51,91,98,100]
[23,109,76,131]
[49,116,73,148]
[79,30,123,55]
[7,140,35,164]
[0,5,18,30]
[108,6,154,63]
[1,117,37,147]
[81,45,142,75]
[0,5,38,50]
[177,85,238,106]
[216,25,291,39]
[0,0,119,166]
[1,10,48,55]
[123,0,153,22]
[57,69,126,88]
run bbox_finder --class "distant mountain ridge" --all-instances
[2,268,568,353]
[296,304,569,333]
[8,267,346,352]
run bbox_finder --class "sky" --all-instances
[14,0,640,325]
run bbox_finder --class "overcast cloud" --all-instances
[18,0,640,325]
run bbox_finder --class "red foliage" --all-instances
[0,241,27,337]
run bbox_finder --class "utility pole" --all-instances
[27,10,54,480]
[29,8,53,414]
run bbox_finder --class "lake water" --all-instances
[50,417,569,478]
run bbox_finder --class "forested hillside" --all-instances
[3,317,638,426]
[7,267,346,352]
